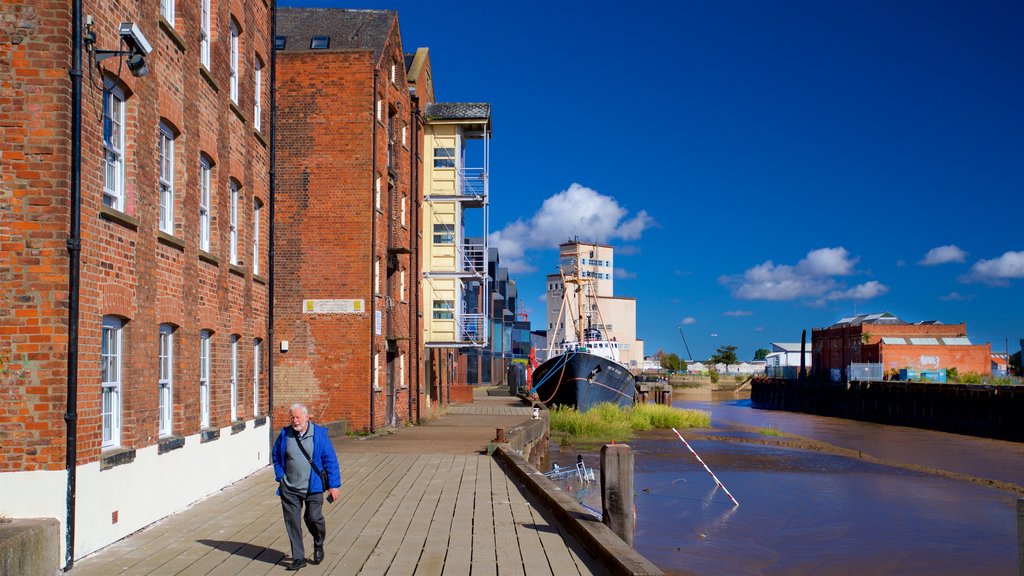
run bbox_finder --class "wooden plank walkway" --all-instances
[71,453,602,575]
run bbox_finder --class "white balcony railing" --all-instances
[459,168,486,198]
[459,313,487,344]
[459,243,486,275]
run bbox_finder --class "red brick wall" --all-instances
[274,17,421,432]
[0,0,271,471]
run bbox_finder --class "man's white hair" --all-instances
[289,403,309,416]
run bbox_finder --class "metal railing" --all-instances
[459,168,486,198]
[459,243,486,275]
[459,313,487,344]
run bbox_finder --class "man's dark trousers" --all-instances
[280,482,325,561]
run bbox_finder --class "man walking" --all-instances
[272,403,342,570]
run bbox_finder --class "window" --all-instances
[432,299,454,320]
[199,155,211,251]
[376,96,382,122]
[374,174,381,211]
[159,123,175,234]
[433,147,455,168]
[253,57,263,131]
[253,339,262,416]
[199,0,211,68]
[399,353,405,388]
[274,36,286,50]
[400,269,406,301]
[160,0,174,26]
[158,325,174,437]
[374,257,380,295]
[373,352,380,391]
[400,194,406,227]
[310,35,329,49]
[230,335,238,421]
[390,62,397,84]
[229,181,239,265]
[401,124,407,147]
[101,317,123,448]
[433,223,454,244]
[102,83,125,210]
[252,198,261,274]
[229,21,239,104]
[199,330,211,428]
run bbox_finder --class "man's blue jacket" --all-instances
[272,423,342,494]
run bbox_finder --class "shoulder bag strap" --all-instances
[291,427,324,477]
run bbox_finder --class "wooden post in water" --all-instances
[601,444,635,547]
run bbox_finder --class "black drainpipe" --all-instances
[267,0,277,441]
[63,1,83,570]
[408,95,418,424]
[369,70,378,433]
[386,110,394,428]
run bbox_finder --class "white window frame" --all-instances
[400,194,406,227]
[229,181,239,265]
[432,299,454,320]
[101,316,123,448]
[199,0,211,69]
[253,56,263,131]
[400,269,406,301]
[391,62,396,84]
[374,257,380,295]
[160,0,174,26]
[401,124,407,147]
[374,174,381,211]
[373,352,380,391]
[399,352,406,388]
[252,198,261,274]
[158,324,174,437]
[199,156,211,251]
[159,124,175,234]
[102,83,125,210]
[253,339,262,416]
[200,330,211,428]
[229,21,239,104]
[230,335,238,421]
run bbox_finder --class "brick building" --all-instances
[812,312,992,380]
[1,0,272,564]
[274,8,423,432]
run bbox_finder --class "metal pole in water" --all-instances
[672,427,739,507]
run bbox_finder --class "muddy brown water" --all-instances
[548,397,1022,576]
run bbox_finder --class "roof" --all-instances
[831,312,905,327]
[276,8,396,61]
[771,343,804,352]
[423,102,490,121]
[880,336,974,345]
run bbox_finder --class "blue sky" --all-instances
[283,0,1023,361]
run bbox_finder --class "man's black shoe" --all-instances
[311,545,324,565]
[285,558,307,571]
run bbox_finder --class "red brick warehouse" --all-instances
[0,0,272,563]
[274,8,425,433]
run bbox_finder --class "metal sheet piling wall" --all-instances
[751,378,1024,442]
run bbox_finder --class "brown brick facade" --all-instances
[274,12,423,432]
[1,0,271,469]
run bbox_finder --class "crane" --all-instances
[677,326,694,361]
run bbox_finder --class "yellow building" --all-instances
[420,101,492,391]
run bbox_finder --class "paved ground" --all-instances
[71,392,603,575]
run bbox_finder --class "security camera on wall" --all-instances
[118,22,152,57]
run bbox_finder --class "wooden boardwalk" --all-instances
[72,415,603,574]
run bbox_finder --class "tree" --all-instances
[660,352,687,372]
[710,345,738,369]
[1010,351,1021,376]
[753,348,770,361]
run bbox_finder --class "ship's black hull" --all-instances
[531,351,637,411]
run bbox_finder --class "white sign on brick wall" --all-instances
[303,299,365,314]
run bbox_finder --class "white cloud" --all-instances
[488,183,654,273]
[920,245,967,266]
[939,291,974,302]
[825,281,889,300]
[723,310,753,317]
[962,251,1024,284]
[616,245,641,256]
[614,268,636,279]
[537,293,548,303]
[680,317,697,325]
[722,247,886,303]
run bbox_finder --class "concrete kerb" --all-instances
[0,518,60,576]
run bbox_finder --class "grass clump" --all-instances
[756,426,783,436]
[549,402,710,445]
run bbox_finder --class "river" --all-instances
[548,395,1023,575]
